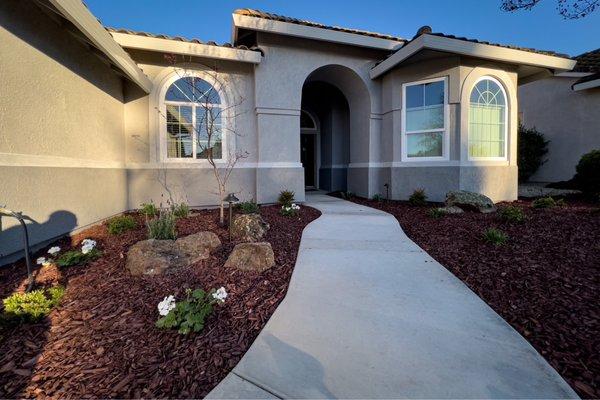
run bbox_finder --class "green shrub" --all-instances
[409,189,427,206]
[139,202,158,217]
[372,194,384,202]
[278,190,295,207]
[340,191,355,200]
[107,215,137,235]
[518,124,549,182]
[147,208,177,240]
[171,202,190,219]
[532,196,562,209]
[238,201,260,214]
[574,149,600,196]
[427,208,446,219]
[2,286,65,322]
[156,288,225,335]
[483,228,508,246]
[280,203,300,217]
[498,206,526,223]
[56,248,101,267]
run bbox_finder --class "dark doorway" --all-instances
[301,134,316,187]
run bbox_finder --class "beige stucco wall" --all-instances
[0,1,127,262]
[519,77,600,182]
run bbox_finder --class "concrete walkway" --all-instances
[207,194,577,399]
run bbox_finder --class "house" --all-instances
[519,48,600,182]
[0,0,576,264]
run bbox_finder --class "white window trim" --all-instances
[401,76,450,162]
[467,76,508,162]
[158,69,230,164]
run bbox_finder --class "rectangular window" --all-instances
[402,78,448,160]
[196,107,222,159]
[166,105,193,158]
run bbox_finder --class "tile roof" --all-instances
[573,48,600,72]
[233,9,405,42]
[106,27,260,52]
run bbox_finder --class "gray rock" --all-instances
[126,231,221,276]
[231,213,269,242]
[224,242,275,272]
[445,190,496,213]
[438,206,464,214]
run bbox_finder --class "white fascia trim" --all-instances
[370,34,577,79]
[554,72,593,78]
[573,77,600,91]
[233,14,403,51]
[110,32,262,64]
[48,0,153,93]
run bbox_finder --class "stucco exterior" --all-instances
[519,76,600,182]
[1,2,574,264]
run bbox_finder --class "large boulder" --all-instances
[231,213,269,242]
[224,242,275,272]
[445,190,496,213]
[126,231,221,276]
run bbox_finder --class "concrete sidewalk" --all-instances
[207,194,577,399]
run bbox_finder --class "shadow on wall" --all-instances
[0,211,77,262]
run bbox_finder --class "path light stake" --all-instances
[384,183,390,201]
[0,206,37,291]
[224,193,239,241]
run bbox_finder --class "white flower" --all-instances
[81,239,96,254]
[212,287,228,302]
[291,204,300,210]
[157,295,176,316]
[36,257,47,265]
[48,246,61,255]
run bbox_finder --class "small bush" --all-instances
[340,191,355,200]
[483,228,508,246]
[140,202,158,217]
[238,201,259,214]
[518,124,549,182]
[107,215,137,235]
[427,208,446,219]
[280,203,300,217]
[56,248,100,267]
[156,288,226,335]
[147,208,177,240]
[372,194,384,202]
[498,206,526,223]
[409,189,427,206]
[532,196,564,209]
[575,149,600,196]
[2,286,65,322]
[171,202,190,219]
[278,190,295,207]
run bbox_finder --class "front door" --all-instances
[301,134,315,188]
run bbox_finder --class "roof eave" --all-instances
[48,0,153,93]
[370,34,577,79]
[573,77,600,91]
[110,32,262,64]
[232,13,403,51]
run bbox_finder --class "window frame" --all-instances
[468,76,508,161]
[158,71,228,163]
[401,76,450,162]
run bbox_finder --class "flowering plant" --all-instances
[156,287,228,334]
[280,203,300,217]
[36,246,62,267]
[56,239,100,267]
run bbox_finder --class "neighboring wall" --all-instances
[0,1,126,262]
[519,77,600,182]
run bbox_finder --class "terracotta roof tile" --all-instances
[233,8,405,42]
[573,48,600,72]
[106,27,260,52]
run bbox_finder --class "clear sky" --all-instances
[85,0,598,57]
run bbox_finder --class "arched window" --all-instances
[164,76,223,160]
[469,77,507,159]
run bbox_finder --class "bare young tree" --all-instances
[157,54,248,225]
[501,0,599,18]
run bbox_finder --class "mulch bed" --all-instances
[348,195,600,399]
[0,205,320,398]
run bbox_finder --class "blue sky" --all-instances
[85,0,598,56]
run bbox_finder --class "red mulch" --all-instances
[349,195,600,399]
[0,205,320,398]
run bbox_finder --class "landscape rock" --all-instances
[126,231,221,276]
[438,206,464,214]
[224,242,275,272]
[445,190,496,213]
[231,213,269,242]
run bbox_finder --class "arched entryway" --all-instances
[300,65,370,193]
